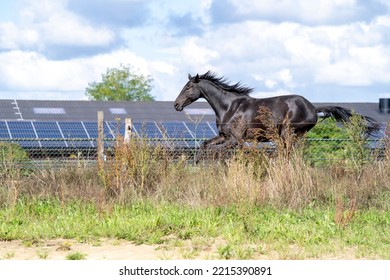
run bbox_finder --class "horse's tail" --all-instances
[315,106,380,134]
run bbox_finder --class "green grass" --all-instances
[66,252,87,260]
[1,198,389,259]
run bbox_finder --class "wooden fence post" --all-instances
[124,118,133,144]
[97,111,104,167]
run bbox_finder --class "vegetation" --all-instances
[0,142,29,166]
[66,252,87,260]
[0,142,31,178]
[306,118,348,139]
[85,64,154,101]
[0,119,389,259]
[1,199,389,259]
[305,116,381,168]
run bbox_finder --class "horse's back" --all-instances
[253,94,318,133]
[254,94,314,113]
[257,94,313,106]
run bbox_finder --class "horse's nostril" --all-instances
[174,102,181,111]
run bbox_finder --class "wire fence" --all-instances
[0,137,386,170]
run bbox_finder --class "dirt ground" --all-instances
[1,238,369,260]
[0,239,182,260]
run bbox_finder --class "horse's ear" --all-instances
[194,74,200,83]
[188,74,192,80]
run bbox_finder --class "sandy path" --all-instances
[1,238,372,260]
[0,239,178,260]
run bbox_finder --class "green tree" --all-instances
[306,118,348,139]
[305,115,372,166]
[85,64,154,101]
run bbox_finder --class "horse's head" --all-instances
[174,74,202,111]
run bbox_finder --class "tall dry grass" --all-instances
[1,119,389,213]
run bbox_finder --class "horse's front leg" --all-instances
[201,135,240,163]
[201,135,226,149]
[195,135,226,164]
[213,136,240,158]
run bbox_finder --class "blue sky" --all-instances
[0,0,389,102]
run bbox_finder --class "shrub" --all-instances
[0,142,30,178]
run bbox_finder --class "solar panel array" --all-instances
[0,120,218,149]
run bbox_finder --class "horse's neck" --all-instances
[200,82,233,118]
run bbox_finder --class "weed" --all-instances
[218,244,233,260]
[22,238,42,247]
[236,246,255,259]
[334,197,357,227]
[1,251,15,260]
[36,249,49,259]
[65,252,87,260]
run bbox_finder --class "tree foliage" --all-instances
[0,142,31,176]
[306,118,348,139]
[305,116,371,166]
[85,64,154,101]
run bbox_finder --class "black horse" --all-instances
[174,71,379,156]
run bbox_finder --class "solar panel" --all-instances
[33,121,67,148]
[185,122,217,139]
[58,122,87,138]
[1,119,220,150]
[83,121,98,138]
[207,122,218,135]
[34,122,63,138]
[107,121,125,137]
[366,123,387,149]
[83,121,115,139]
[8,121,36,138]
[0,121,10,139]
[58,122,91,148]
[7,121,40,148]
[161,121,193,138]
[133,121,163,139]
[84,121,119,148]
[161,121,194,148]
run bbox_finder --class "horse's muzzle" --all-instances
[174,102,183,111]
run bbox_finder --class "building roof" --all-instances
[0,99,215,122]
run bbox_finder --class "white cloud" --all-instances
[0,50,88,91]
[223,0,374,25]
[316,45,390,85]
[0,0,115,53]
[0,48,180,100]
[0,22,20,49]
[150,61,178,75]
[1,0,389,103]
[277,69,293,86]
[0,22,41,50]
[179,37,220,70]
[253,69,294,90]
[251,89,295,99]
[265,80,277,89]
[39,13,114,47]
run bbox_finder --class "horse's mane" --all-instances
[199,71,254,95]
